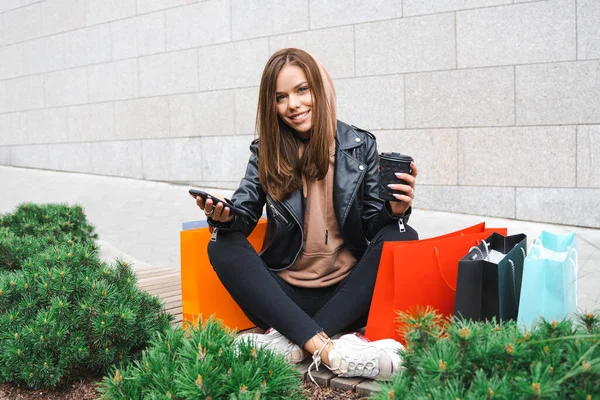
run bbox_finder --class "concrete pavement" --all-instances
[1,165,598,312]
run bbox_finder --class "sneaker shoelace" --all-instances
[307,337,333,385]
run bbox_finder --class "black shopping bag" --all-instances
[454,232,527,322]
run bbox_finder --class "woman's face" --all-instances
[275,64,313,137]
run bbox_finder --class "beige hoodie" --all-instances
[277,141,357,287]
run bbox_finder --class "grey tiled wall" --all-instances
[0,0,599,227]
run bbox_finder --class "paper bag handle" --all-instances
[507,259,519,307]
[468,240,490,261]
[433,247,457,292]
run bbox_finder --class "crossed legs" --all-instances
[207,222,418,352]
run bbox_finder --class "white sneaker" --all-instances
[308,333,403,382]
[235,328,307,364]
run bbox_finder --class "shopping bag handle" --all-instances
[507,259,519,306]
[433,247,457,292]
[529,242,577,262]
[568,247,578,266]
[568,248,579,308]
[468,240,490,261]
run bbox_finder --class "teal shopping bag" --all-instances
[517,231,578,330]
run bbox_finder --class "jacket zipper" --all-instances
[266,197,290,225]
[398,217,406,233]
[210,226,218,241]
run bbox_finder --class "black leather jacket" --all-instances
[209,120,411,271]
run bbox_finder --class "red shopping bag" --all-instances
[365,223,507,342]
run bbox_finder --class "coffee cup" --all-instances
[378,152,414,201]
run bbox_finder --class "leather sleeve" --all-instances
[208,141,265,237]
[361,135,401,240]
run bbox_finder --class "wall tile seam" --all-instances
[454,48,580,69]
[2,3,335,52]
[229,0,232,44]
[135,57,141,102]
[370,123,590,133]
[3,72,598,112]
[2,166,146,180]
[2,32,594,78]
[0,4,186,51]
[232,79,237,136]
[82,0,87,26]
[0,134,257,147]
[402,74,407,129]
[0,108,592,132]
[40,71,47,110]
[140,140,146,180]
[453,12,458,69]
[323,0,566,31]
[575,0,578,61]
[309,1,535,31]
[265,10,481,49]
[80,62,91,142]
[1,30,66,62]
[513,185,516,218]
[352,25,356,77]
[0,87,249,115]
[111,101,117,139]
[575,125,579,188]
[307,0,311,32]
[513,66,517,126]
[178,180,241,184]
[4,47,598,84]
[392,184,593,189]
[0,1,43,17]
[163,9,167,56]
[352,58,600,81]
[454,128,459,185]
[0,6,21,15]
[310,12,442,33]
[0,134,256,147]
[405,0,551,19]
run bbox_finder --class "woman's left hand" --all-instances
[388,162,418,216]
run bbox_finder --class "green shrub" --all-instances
[372,308,600,400]
[0,203,97,272]
[99,318,306,399]
[0,203,172,389]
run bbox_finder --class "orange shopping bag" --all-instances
[180,219,267,331]
[365,223,507,342]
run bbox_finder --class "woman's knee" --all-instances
[207,230,252,272]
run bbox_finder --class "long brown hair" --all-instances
[256,48,337,202]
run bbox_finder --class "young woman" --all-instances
[192,48,418,381]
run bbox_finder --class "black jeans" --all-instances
[207,222,418,347]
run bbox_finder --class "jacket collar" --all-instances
[335,120,364,151]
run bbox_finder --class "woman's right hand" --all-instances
[190,194,234,223]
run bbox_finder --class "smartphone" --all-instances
[189,189,248,218]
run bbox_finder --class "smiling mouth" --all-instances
[289,111,309,121]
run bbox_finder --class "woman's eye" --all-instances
[276,95,285,102]
[298,87,308,93]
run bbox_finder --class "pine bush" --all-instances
[99,318,306,399]
[0,203,173,389]
[372,307,600,400]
